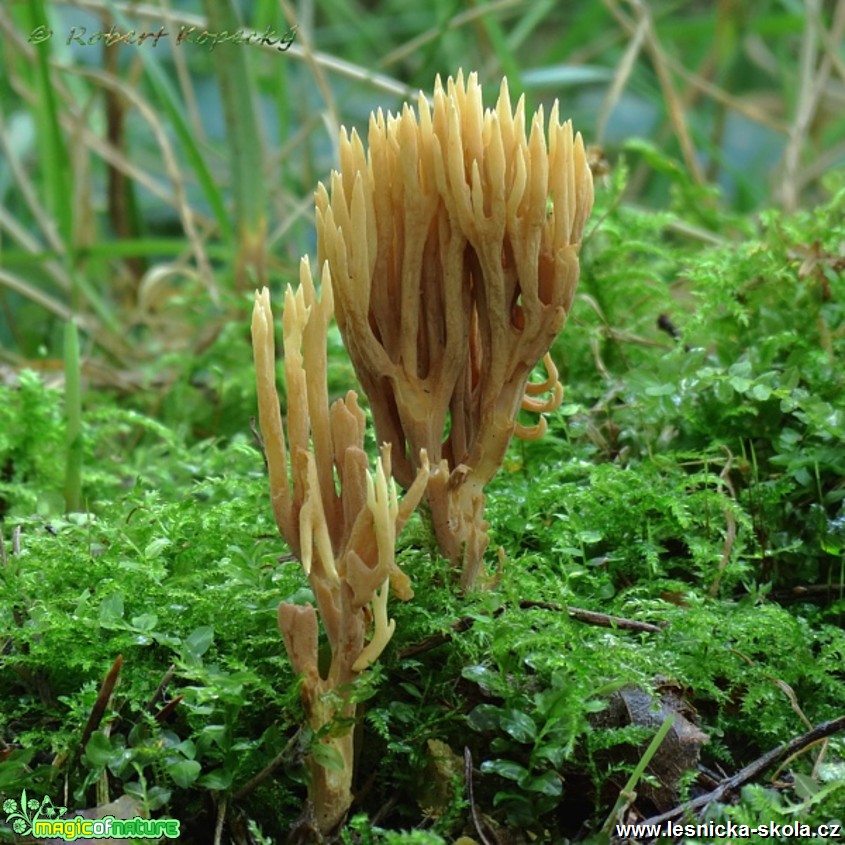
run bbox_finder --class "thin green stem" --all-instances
[64,319,83,514]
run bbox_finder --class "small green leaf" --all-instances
[285,586,315,605]
[311,742,346,772]
[462,664,505,695]
[728,359,752,378]
[167,759,201,788]
[623,138,684,178]
[198,724,228,750]
[792,772,818,800]
[184,626,214,659]
[467,704,503,732]
[84,731,115,768]
[480,758,530,783]
[130,613,158,632]
[523,770,563,796]
[729,376,752,393]
[197,768,234,790]
[645,383,676,397]
[714,379,733,403]
[534,745,567,769]
[99,592,125,625]
[172,739,197,760]
[144,537,171,560]
[499,709,537,743]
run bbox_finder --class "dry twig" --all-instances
[398,601,662,660]
[641,715,845,828]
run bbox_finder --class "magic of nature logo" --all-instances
[2,789,180,840]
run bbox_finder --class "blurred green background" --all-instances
[0,0,843,426]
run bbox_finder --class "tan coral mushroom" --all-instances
[316,70,594,589]
[251,260,429,834]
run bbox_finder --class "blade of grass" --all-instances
[467,0,524,92]
[599,712,676,838]
[623,0,706,186]
[64,318,83,514]
[0,241,234,265]
[379,0,522,70]
[0,100,66,258]
[14,4,125,343]
[70,63,216,302]
[254,0,292,180]
[21,0,73,258]
[0,13,122,338]
[596,8,648,146]
[202,0,268,289]
[103,0,234,246]
[0,267,74,321]
[779,0,845,210]
[18,4,121,336]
